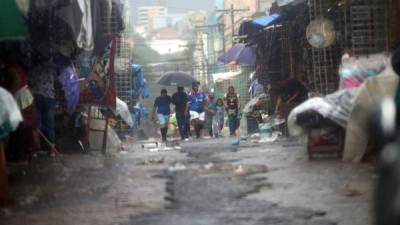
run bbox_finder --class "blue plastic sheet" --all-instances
[60,65,80,114]
[131,64,150,99]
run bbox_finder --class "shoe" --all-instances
[232,139,240,146]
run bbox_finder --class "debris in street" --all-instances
[168,163,187,172]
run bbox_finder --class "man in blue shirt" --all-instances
[188,82,207,139]
[152,89,172,142]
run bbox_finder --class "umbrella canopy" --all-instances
[157,72,197,87]
[0,0,29,41]
[218,44,256,65]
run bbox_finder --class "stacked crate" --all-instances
[103,1,135,137]
[308,0,345,95]
[308,0,388,95]
[350,0,388,55]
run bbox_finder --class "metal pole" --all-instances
[231,4,235,38]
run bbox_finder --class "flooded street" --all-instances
[1,138,374,225]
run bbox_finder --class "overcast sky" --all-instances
[131,0,216,21]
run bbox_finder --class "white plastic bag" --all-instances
[0,87,23,138]
[115,97,133,127]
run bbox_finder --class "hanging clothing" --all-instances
[56,0,94,51]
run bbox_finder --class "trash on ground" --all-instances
[168,163,187,172]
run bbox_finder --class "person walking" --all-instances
[172,86,189,141]
[205,93,217,138]
[152,89,172,142]
[188,82,207,139]
[212,98,225,138]
[224,86,240,136]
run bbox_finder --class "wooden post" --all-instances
[0,140,14,208]
[102,114,109,155]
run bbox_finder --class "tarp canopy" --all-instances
[0,0,29,41]
[251,14,281,27]
[277,0,307,7]
[239,14,281,40]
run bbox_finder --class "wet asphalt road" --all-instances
[130,143,335,225]
[1,138,374,225]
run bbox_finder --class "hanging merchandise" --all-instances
[79,35,117,109]
[0,0,29,41]
[339,53,390,89]
[55,0,94,51]
[60,65,80,114]
[306,18,336,49]
[131,64,150,99]
[0,88,23,139]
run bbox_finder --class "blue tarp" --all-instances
[131,64,150,99]
[238,14,281,40]
[251,14,281,27]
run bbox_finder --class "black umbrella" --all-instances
[157,71,197,87]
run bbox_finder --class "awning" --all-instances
[238,14,281,40]
[277,0,307,7]
[0,0,29,41]
[251,14,281,27]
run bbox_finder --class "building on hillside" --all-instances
[137,6,167,33]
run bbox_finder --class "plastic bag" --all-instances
[339,53,390,89]
[0,87,23,138]
[115,97,133,127]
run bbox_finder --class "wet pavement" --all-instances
[0,138,375,225]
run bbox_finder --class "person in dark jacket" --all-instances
[172,86,189,141]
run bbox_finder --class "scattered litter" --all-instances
[168,163,187,172]
[235,165,246,176]
[119,150,129,155]
[234,164,269,176]
[142,143,158,149]
[149,148,159,152]
[342,183,363,197]
[259,132,282,143]
[146,158,165,165]
[204,162,215,170]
